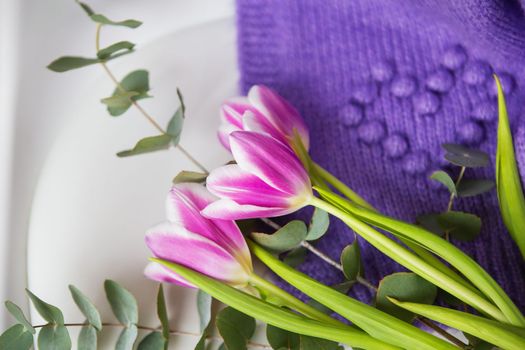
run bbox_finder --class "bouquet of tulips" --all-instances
[2,3,525,350]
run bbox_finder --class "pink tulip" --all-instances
[203,131,312,220]
[145,183,253,287]
[218,85,310,151]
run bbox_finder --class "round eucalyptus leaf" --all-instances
[283,246,308,267]
[437,211,482,241]
[376,272,438,322]
[340,242,361,281]
[0,324,33,350]
[137,332,165,350]
[216,307,256,350]
[305,208,330,241]
[197,290,212,332]
[78,325,97,350]
[116,325,138,350]
[5,301,35,333]
[416,213,445,236]
[69,285,102,330]
[38,325,72,350]
[104,280,138,326]
[442,143,489,168]
[430,170,457,195]
[251,220,307,253]
[457,179,495,197]
[25,289,64,325]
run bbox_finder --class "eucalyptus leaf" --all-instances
[194,332,207,350]
[76,1,94,16]
[340,241,361,281]
[101,91,140,109]
[156,284,170,343]
[47,56,101,72]
[442,143,489,168]
[416,213,444,236]
[116,325,138,350]
[173,171,208,184]
[437,211,481,241]
[216,307,256,350]
[266,325,343,350]
[166,104,184,147]
[494,75,525,259]
[106,70,150,116]
[306,208,330,241]
[69,285,102,330]
[251,221,307,254]
[38,325,72,350]
[0,324,33,350]
[457,179,495,197]
[282,246,308,267]
[104,280,138,325]
[137,332,165,350]
[376,272,437,322]
[117,134,172,157]
[90,14,142,28]
[5,301,35,333]
[78,325,97,350]
[300,336,344,350]
[26,289,64,325]
[197,290,212,332]
[430,171,457,195]
[97,41,135,59]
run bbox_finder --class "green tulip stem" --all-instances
[248,273,342,327]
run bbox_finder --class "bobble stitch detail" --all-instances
[426,69,455,93]
[402,151,430,175]
[390,75,417,98]
[457,121,485,145]
[441,45,468,70]
[371,61,395,83]
[462,60,492,86]
[338,103,364,127]
[486,72,515,97]
[357,120,386,145]
[351,83,378,105]
[382,133,409,158]
[413,91,441,116]
[472,101,497,122]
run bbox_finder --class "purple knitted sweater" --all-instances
[236,0,525,309]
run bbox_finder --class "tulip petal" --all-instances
[206,164,291,207]
[248,85,310,149]
[229,131,311,196]
[146,222,251,285]
[144,262,196,288]
[202,198,293,220]
[242,111,288,145]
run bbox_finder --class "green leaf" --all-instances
[166,91,185,147]
[282,246,308,267]
[76,1,94,16]
[416,213,445,236]
[0,324,33,350]
[38,325,72,350]
[251,221,307,254]
[117,134,172,157]
[389,298,525,350]
[340,241,361,281]
[97,41,135,59]
[437,211,481,241]
[194,332,207,350]
[442,143,489,168]
[457,179,495,197]
[495,74,525,259]
[104,280,138,325]
[266,325,299,349]
[26,289,64,325]
[68,285,102,330]
[101,91,140,109]
[116,325,138,350]
[78,325,97,350]
[216,307,256,350]
[430,171,457,195]
[300,336,344,350]
[106,70,150,116]
[376,272,438,322]
[305,208,330,241]
[173,171,207,184]
[156,284,170,342]
[137,332,165,350]
[90,14,142,28]
[47,56,101,72]
[197,290,212,332]
[5,301,35,333]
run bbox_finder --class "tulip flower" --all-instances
[218,85,310,151]
[203,131,312,220]
[145,183,253,287]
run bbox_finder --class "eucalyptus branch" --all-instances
[444,166,466,241]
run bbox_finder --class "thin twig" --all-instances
[418,318,467,348]
[445,166,466,241]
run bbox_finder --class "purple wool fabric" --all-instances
[236,0,525,309]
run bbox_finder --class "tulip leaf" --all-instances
[106,70,150,116]
[104,280,138,326]
[197,290,212,332]
[166,89,186,146]
[216,307,256,350]
[306,208,330,241]
[495,75,525,259]
[442,143,489,168]
[389,298,525,350]
[116,324,138,350]
[307,282,354,315]
[69,285,102,330]
[38,324,72,350]
[251,221,307,253]
[156,284,170,343]
[376,272,437,322]
[437,211,481,241]
[416,213,445,236]
[137,332,165,350]
[117,134,172,157]
[457,179,494,197]
[78,325,97,350]
[283,246,308,267]
[97,41,135,59]
[0,324,33,350]
[47,56,101,72]
[5,301,35,334]
[340,241,361,281]
[430,171,457,195]
[173,171,207,184]
[266,325,343,350]
[26,289,64,325]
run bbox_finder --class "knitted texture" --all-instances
[236,0,525,309]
